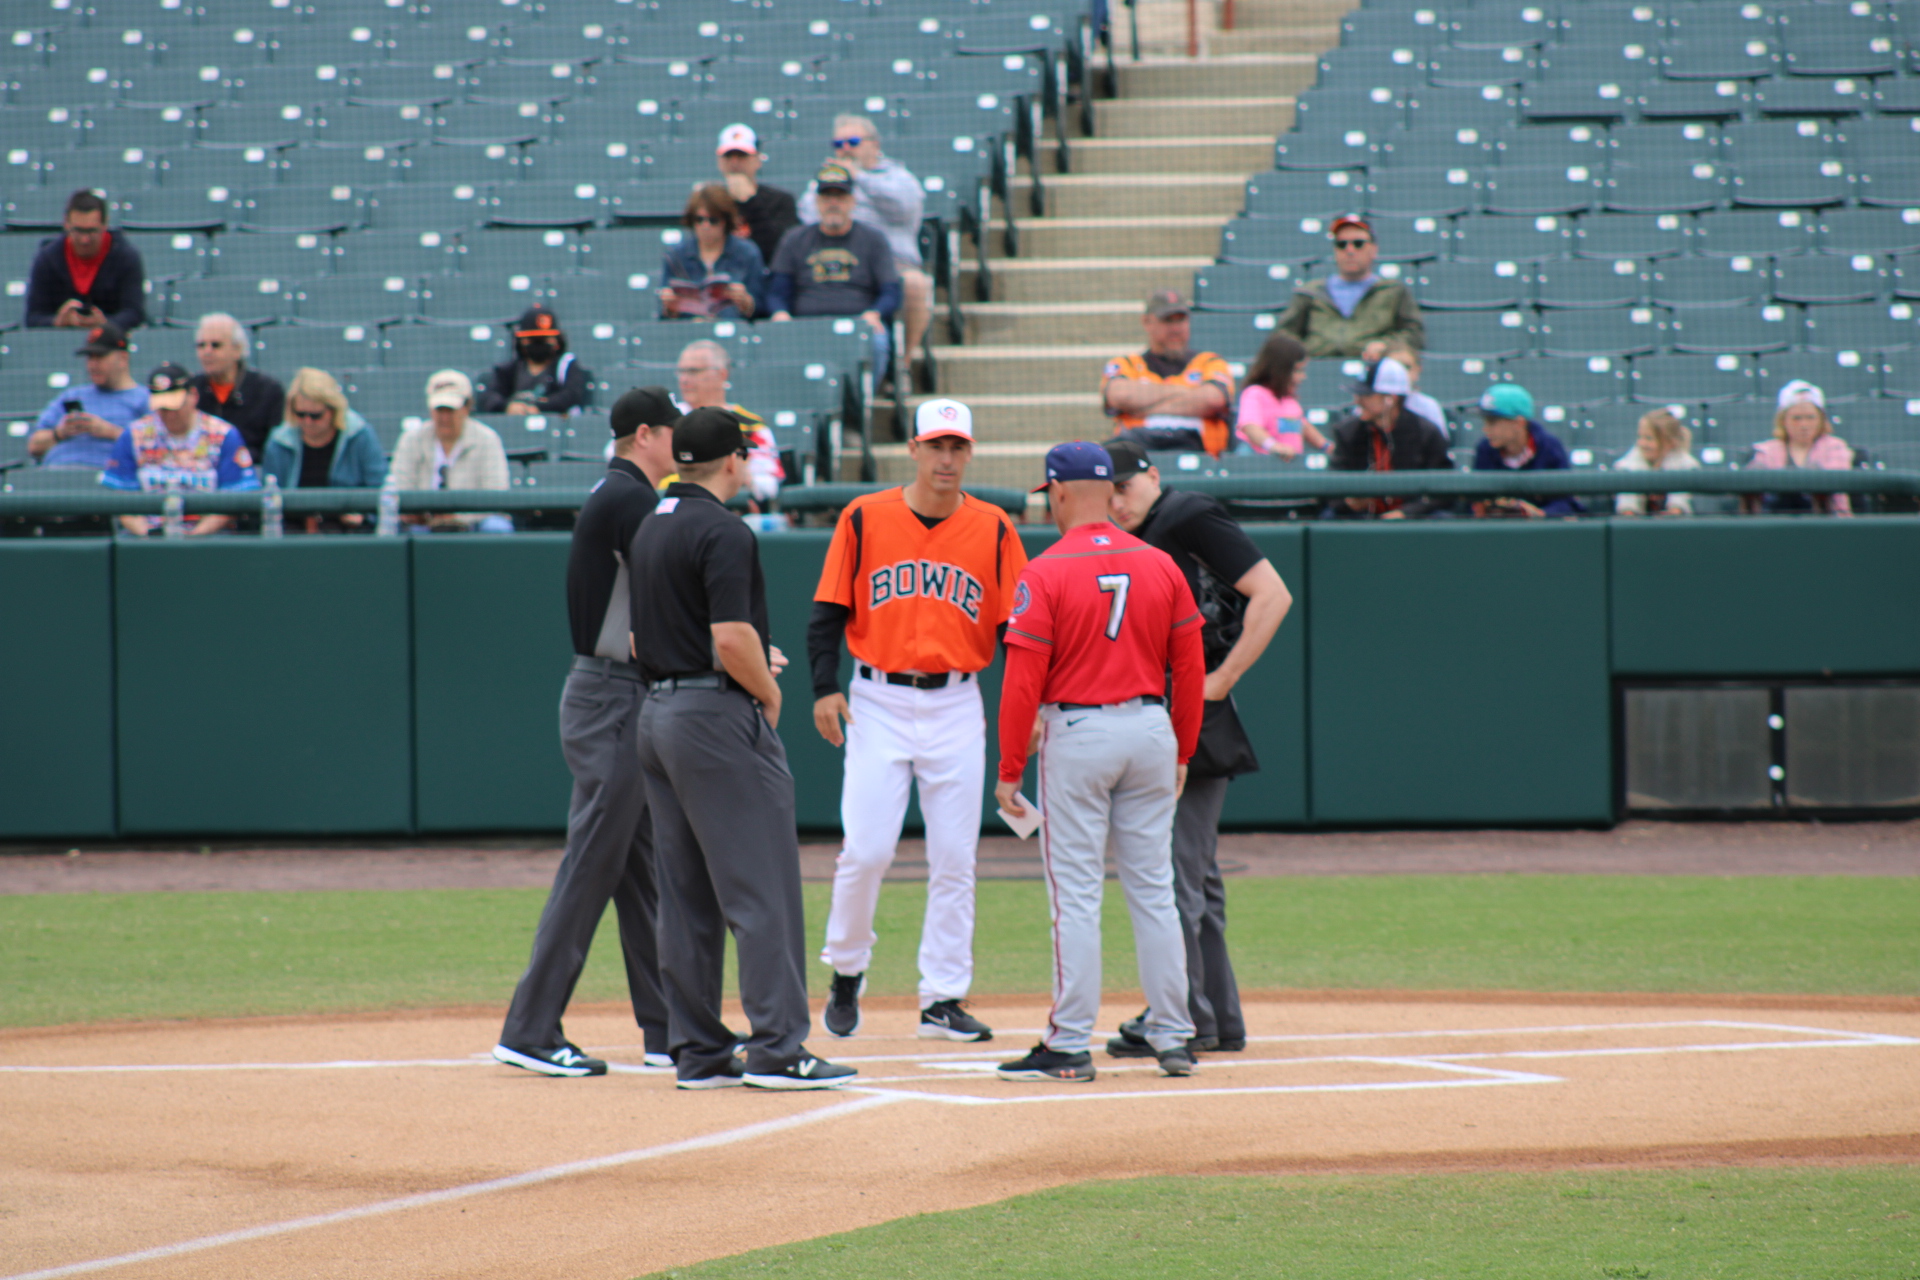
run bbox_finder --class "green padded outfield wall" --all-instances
[1219,526,1309,828]
[1611,518,1920,675]
[1307,522,1613,825]
[113,539,413,835]
[0,541,116,838]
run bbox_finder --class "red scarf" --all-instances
[64,230,110,298]
[1368,423,1404,515]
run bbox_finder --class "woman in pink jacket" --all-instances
[1742,380,1853,516]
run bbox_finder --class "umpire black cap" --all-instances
[610,386,681,438]
[672,405,746,464]
[1103,438,1151,476]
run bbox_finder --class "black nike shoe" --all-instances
[996,1044,1096,1083]
[919,999,993,1042]
[824,971,864,1038]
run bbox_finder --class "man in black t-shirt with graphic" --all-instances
[767,163,901,380]
[1100,438,1295,1057]
[716,124,798,267]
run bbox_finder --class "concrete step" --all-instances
[1093,95,1296,139]
[1013,171,1248,219]
[1113,55,1317,100]
[932,343,1141,396]
[987,214,1227,259]
[1204,25,1344,54]
[1036,135,1275,176]
[1222,0,1360,29]
[958,255,1208,304]
[905,392,1111,444]
[959,300,1149,347]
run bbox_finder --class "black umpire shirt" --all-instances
[567,458,659,659]
[1133,489,1265,673]
[628,482,770,683]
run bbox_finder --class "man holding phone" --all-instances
[26,322,147,469]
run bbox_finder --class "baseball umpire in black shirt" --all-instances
[493,387,681,1078]
[1100,438,1294,1055]
[630,406,856,1091]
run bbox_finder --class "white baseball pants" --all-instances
[820,674,985,1007]
[1036,699,1193,1055]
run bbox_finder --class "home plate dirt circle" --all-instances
[3,994,1917,1280]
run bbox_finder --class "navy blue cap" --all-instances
[1032,440,1116,492]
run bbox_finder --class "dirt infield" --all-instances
[3,994,1917,1280]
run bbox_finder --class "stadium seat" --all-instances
[1479,164,1599,216]
[1603,163,1727,213]
[1290,86,1408,135]
[1534,257,1649,309]
[604,179,706,225]
[150,146,276,193]
[1242,171,1363,221]
[1772,253,1886,304]
[1722,117,1838,164]
[0,367,77,415]
[1897,255,1920,302]
[229,63,355,107]
[1637,83,1752,128]
[1537,305,1668,357]
[1571,213,1693,260]
[437,100,554,146]
[1426,45,1536,89]
[419,274,541,325]
[1666,303,1801,354]
[362,183,493,232]
[1192,262,1295,313]
[1404,85,1521,134]
[1657,36,1779,81]
[0,328,93,374]
[1407,259,1531,311]
[1729,159,1852,208]
[481,180,606,229]
[1828,398,1920,450]
[1186,312,1276,365]
[381,321,511,370]
[1631,352,1757,403]
[250,322,383,373]
[1802,301,1920,351]
[1518,81,1634,126]
[1780,34,1901,79]
[541,271,660,327]
[461,61,588,105]
[1410,356,1502,407]
[1748,75,1872,120]
[234,186,368,234]
[1503,353,1633,406]
[2,465,106,493]
[1364,166,1478,218]
[1273,131,1383,172]
[117,185,234,232]
[192,102,314,149]
[1553,4,1666,49]
[474,412,562,463]
[1607,122,1721,169]
[518,139,655,186]
[1358,213,1449,263]
[1487,123,1610,170]
[113,65,227,110]
[1448,3,1557,50]
[1882,351,1920,398]
[1755,348,1884,403]
[328,228,462,278]
[1447,213,1574,263]
[1692,208,1819,258]
[1421,308,1534,360]
[342,62,466,108]
[1854,169,1920,210]
[292,273,418,325]
[456,227,587,276]
[204,231,332,278]
[520,458,608,489]
[557,320,630,377]
[1313,45,1429,91]
[309,103,436,149]
[1837,117,1920,171]
[276,145,410,190]
[1650,255,1771,308]
[1217,218,1320,265]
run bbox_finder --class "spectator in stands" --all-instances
[476,308,593,416]
[390,369,513,533]
[799,114,931,381]
[675,338,783,511]
[1469,383,1583,518]
[1614,408,1701,517]
[262,368,389,531]
[1742,380,1854,517]
[1234,331,1325,458]
[104,361,258,537]
[657,187,766,322]
[1326,356,1453,519]
[188,313,285,465]
[26,322,145,469]
[716,124,799,268]
[769,163,901,382]
[1380,342,1449,438]
[1103,289,1234,455]
[23,190,146,331]
[1275,215,1423,360]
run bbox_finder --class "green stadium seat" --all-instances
[362,183,493,232]
[436,100,553,146]
[1519,81,1635,126]
[1729,159,1852,208]
[418,273,540,324]
[292,273,418,325]
[455,227,586,276]
[1273,131,1383,172]
[1666,303,1802,354]
[1780,34,1900,78]
[1480,164,1599,216]
[1447,213,1574,262]
[1631,351,1757,403]
[192,102,314,149]
[1364,165,1479,218]
[0,327,94,373]
[1534,257,1648,309]
[341,62,466,108]
[1537,305,1668,357]
[519,458,608,489]
[1828,398,1920,449]
[1750,75,1872,119]
[117,185,234,232]
[1571,212,1693,260]
[1218,217,1321,265]
[275,145,409,190]
[1772,253,1886,304]
[1192,262,1295,312]
[234,185,367,234]
[2,464,105,493]
[1882,351,1920,397]
[1607,121,1721,169]
[1650,255,1770,309]
[1488,123,1610,169]
[1554,4,1667,48]
[381,320,510,369]
[1603,162,1728,213]
[1657,36,1779,81]
[165,273,298,328]
[541,271,659,327]
[1633,78,1752,123]
[481,180,606,229]
[1448,3,1557,50]
[1427,45,1536,89]
[1502,353,1632,406]
[1408,259,1531,311]
[0,367,80,415]
[1411,355,1502,407]
[309,103,437,149]
[1897,254,1920,301]
[1836,116,1920,171]
[462,61,587,105]
[1291,86,1408,135]
[1422,307,1534,359]
[1854,170,1920,210]
[250,321,384,372]
[229,63,355,106]
[149,145,275,192]
[328,227,461,277]
[1692,207,1819,258]
[517,138,655,185]
[204,230,332,278]
[1185,312,1274,365]
[1243,171,1364,221]
[1755,348,1884,403]
[1801,300,1919,351]
[474,411,561,462]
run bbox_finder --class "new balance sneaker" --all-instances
[492,1042,607,1077]
[918,999,993,1042]
[676,1058,746,1090]
[1157,1045,1198,1077]
[824,971,864,1038]
[996,1044,1096,1083]
[743,1051,857,1090]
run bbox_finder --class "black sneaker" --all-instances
[1188,1035,1221,1053]
[492,1042,607,1077]
[997,1044,1096,1083]
[1157,1045,1197,1077]
[1116,1007,1151,1042]
[824,971,864,1038]
[743,1051,857,1090]
[918,999,993,1042]
[1104,1034,1158,1059]
[1214,1036,1247,1052]
[676,1058,746,1090]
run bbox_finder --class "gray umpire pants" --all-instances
[638,684,812,1079]
[1171,775,1244,1043]
[1036,699,1193,1055]
[499,667,667,1054]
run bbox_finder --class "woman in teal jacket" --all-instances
[261,367,389,530]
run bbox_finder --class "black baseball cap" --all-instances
[1103,438,1151,476]
[815,161,855,193]
[610,386,680,438]
[513,306,563,338]
[75,322,129,356]
[672,405,746,464]
[146,360,194,409]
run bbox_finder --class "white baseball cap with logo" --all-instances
[716,123,759,156]
[426,368,472,410]
[913,398,974,443]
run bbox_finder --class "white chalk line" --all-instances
[0,1092,901,1280]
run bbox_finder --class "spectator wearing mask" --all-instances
[476,308,593,417]
[26,322,146,469]
[1469,383,1583,518]
[1380,342,1450,439]
[188,312,285,464]
[769,163,902,380]
[658,185,766,321]
[1104,289,1235,456]
[1325,356,1453,519]
[1614,408,1701,517]
[390,369,513,532]
[1275,215,1423,360]
[1234,331,1325,458]
[716,124,799,268]
[1742,380,1854,517]
[261,368,389,531]
[23,189,146,331]
[799,114,931,379]
[675,338,783,511]
[103,360,258,536]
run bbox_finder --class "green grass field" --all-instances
[2,876,1914,1028]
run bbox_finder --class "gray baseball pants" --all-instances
[1036,699,1193,1055]
[500,667,667,1054]
[1171,775,1245,1043]
[638,684,812,1080]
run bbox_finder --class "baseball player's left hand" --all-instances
[1203,669,1236,702]
[1175,764,1188,799]
[995,779,1027,818]
[813,693,852,746]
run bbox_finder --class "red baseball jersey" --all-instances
[1004,522,1200,705]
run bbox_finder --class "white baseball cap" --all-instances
[914,398,974,442]
[1348,356,1412,398]
[1776,378,1825,411]
[716,123,759,155]
[425,368,472,410]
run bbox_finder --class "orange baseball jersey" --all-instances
[814,488,1028,674]
[1103,350,1236,456]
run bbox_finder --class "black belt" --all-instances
[1053,695,1165,712]
[858,664,972,690]
[571,655,643,682]
[650,672,741,693]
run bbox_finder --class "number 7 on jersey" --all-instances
[1096,573,1131,641]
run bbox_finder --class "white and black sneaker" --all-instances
[824,971,865,1038]
[918,999,993,1042]
[743,1051,858,1090]
[641,1051,674,1069]
[492,1042,607,1077]
[676,1058,746,1090]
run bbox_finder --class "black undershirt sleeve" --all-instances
[808,601,852,699]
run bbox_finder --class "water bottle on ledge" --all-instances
[375,473,401,537]
[261,474,283,538]
[161,482,185,539]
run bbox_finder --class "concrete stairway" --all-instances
[869,0,1353,489]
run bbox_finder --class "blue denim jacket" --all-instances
[660,234,767,320]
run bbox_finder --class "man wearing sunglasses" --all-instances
[769,163,901,384]
[187,312,286,465]
[1274,215,1425,360]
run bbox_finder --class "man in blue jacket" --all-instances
[23,190,146,331]
[1471,383,1584,518]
